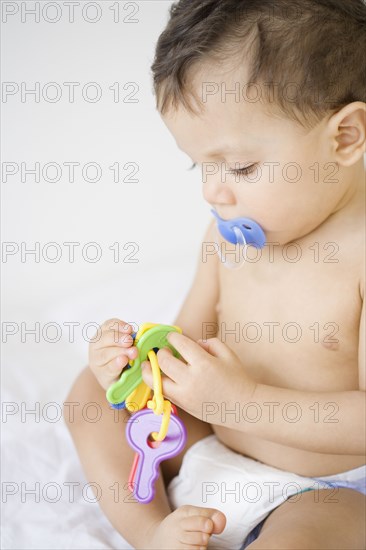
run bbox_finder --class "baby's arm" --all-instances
[210,297,366,456]
[173,218,219,341]
[160,219,220,483]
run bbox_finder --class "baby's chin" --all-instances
[264,226,316,248]
[260,228,304,248]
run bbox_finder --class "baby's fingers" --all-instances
[102,329,134,349]
[95,356,126,390]
[93,347,138,390]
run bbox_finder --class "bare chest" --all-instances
[216,236,362,393]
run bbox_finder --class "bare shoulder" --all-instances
[340,183,365,298]
[317,179,365,298]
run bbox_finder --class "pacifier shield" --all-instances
[210,208,266,269]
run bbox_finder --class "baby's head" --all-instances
[151,0,366,244]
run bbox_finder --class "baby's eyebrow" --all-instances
[203,146,250,156]
[190,144,255,160]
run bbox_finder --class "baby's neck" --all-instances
[331,159,365,217]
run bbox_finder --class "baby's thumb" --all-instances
[197,337,233,359]
[197,338,210,350]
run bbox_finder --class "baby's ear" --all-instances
[329,101,366,167]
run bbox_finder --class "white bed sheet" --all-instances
[2,260,195,549]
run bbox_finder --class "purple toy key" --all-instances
[125,408,187,504]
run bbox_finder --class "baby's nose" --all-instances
[203,180,236,207]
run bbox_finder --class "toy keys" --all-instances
[106,323,182,407]
[126,408,186,503]
[105,322,187,504]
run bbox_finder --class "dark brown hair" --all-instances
[151,0,366,129]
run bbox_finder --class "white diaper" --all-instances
[166,434,365,550]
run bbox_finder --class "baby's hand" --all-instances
[89,318,138,390]
[142,333,257,421]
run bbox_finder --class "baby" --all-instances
[64,1,366,549]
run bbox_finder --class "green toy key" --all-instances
[106,323,182,405]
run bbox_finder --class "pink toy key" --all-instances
[126,408,187,504]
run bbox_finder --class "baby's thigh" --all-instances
[248,487,366,549]
[64,365,132,437]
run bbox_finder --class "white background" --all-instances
[2,0,212,387]
[1,3,211,548]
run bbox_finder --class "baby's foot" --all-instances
[145,505,226,550]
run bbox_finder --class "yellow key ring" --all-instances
[146,349,172,441]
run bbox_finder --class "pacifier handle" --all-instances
[211,208,266,248]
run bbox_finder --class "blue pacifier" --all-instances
[210,208,266,269]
